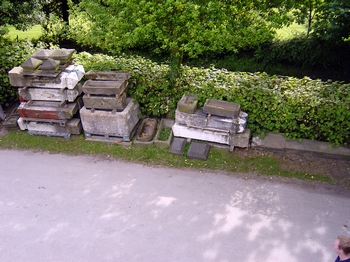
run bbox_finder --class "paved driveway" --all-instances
[0,149,349,262]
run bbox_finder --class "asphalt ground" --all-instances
[0,149,349,262]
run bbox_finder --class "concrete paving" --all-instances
[0,149,349,262]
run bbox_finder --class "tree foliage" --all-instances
[0,0,41,32]
[71,1,288,65]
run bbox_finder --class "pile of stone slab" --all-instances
[8,49,85,138]
[79,70,140,142]
[172,94,251,151]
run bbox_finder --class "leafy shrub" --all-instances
[74,52,350,145]
[0,37,40,106]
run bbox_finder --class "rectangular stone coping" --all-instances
[251,132,350,159]
[203,99,241,118]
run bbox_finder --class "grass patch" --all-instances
[275,23,307,39]
[6,25,42,40]
[0,130,334,184]
[157,126,171,141]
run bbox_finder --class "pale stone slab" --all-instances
[18,84,82,102]
[172,123,250,148]
[9,65,84,88]
[175,108,248,134]
[203,99,241,118]
[79,98,140,138]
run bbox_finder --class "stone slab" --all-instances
[82,92,127,110]
[17,117,82,135]
[177,94,198,114]
[79,98,140,137]
[203,99,241,118]
[172,123,250,148]
[82,80,127,95]
[18,83,82,102]
[168,137,186,155]
[175,108,244,134]
[17,101,79,120]
[9,65,85,89]
[186,142,210,160]
[85,70,130,81]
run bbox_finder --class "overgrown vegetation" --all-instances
[74,52,350,146]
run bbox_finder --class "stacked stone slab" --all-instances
[79,71,140,141]
[8,49,85,138]
[172,94,251,150]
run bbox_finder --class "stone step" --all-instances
[18,83,82,102]
[79,98,140,137]
[85,70,130,81]
[172,122,251,148]
[82,80,128,95]
[82,92,127,110]
[17,117,82,135]
[18,100,80,120]
[203,99,241,118]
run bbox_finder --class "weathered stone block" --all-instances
[177,94,198,114]
[203,99,241,118]
[154,118,174,148]
[135,118,158,142]
[21,58,42,72]
[18,83,82,102]
[186,142,210,160]
[82,92,126,110]
[172,122,250,148]
[17,65,84,89]
[85,70,130,81]
[168,137,186,155]
[17,117,82,135]
[79,98,140,138]
[18,100,79,120]
[8,67,26,87]
[82,80,127,95]
[175,108,239,133]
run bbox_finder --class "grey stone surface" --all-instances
[203,99,241,118]
[230,129,251,148]
[82,80,127,96]
[252,132,350,159]
[168,137,186,155]
[79,98,140,137]
[154,118,174,148]
[82,92,127,110]
[177,94,198,114]
[187,141,210,160]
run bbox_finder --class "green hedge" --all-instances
[0,37,42,106]
[74,52,349,146]
[75,52,350,145]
